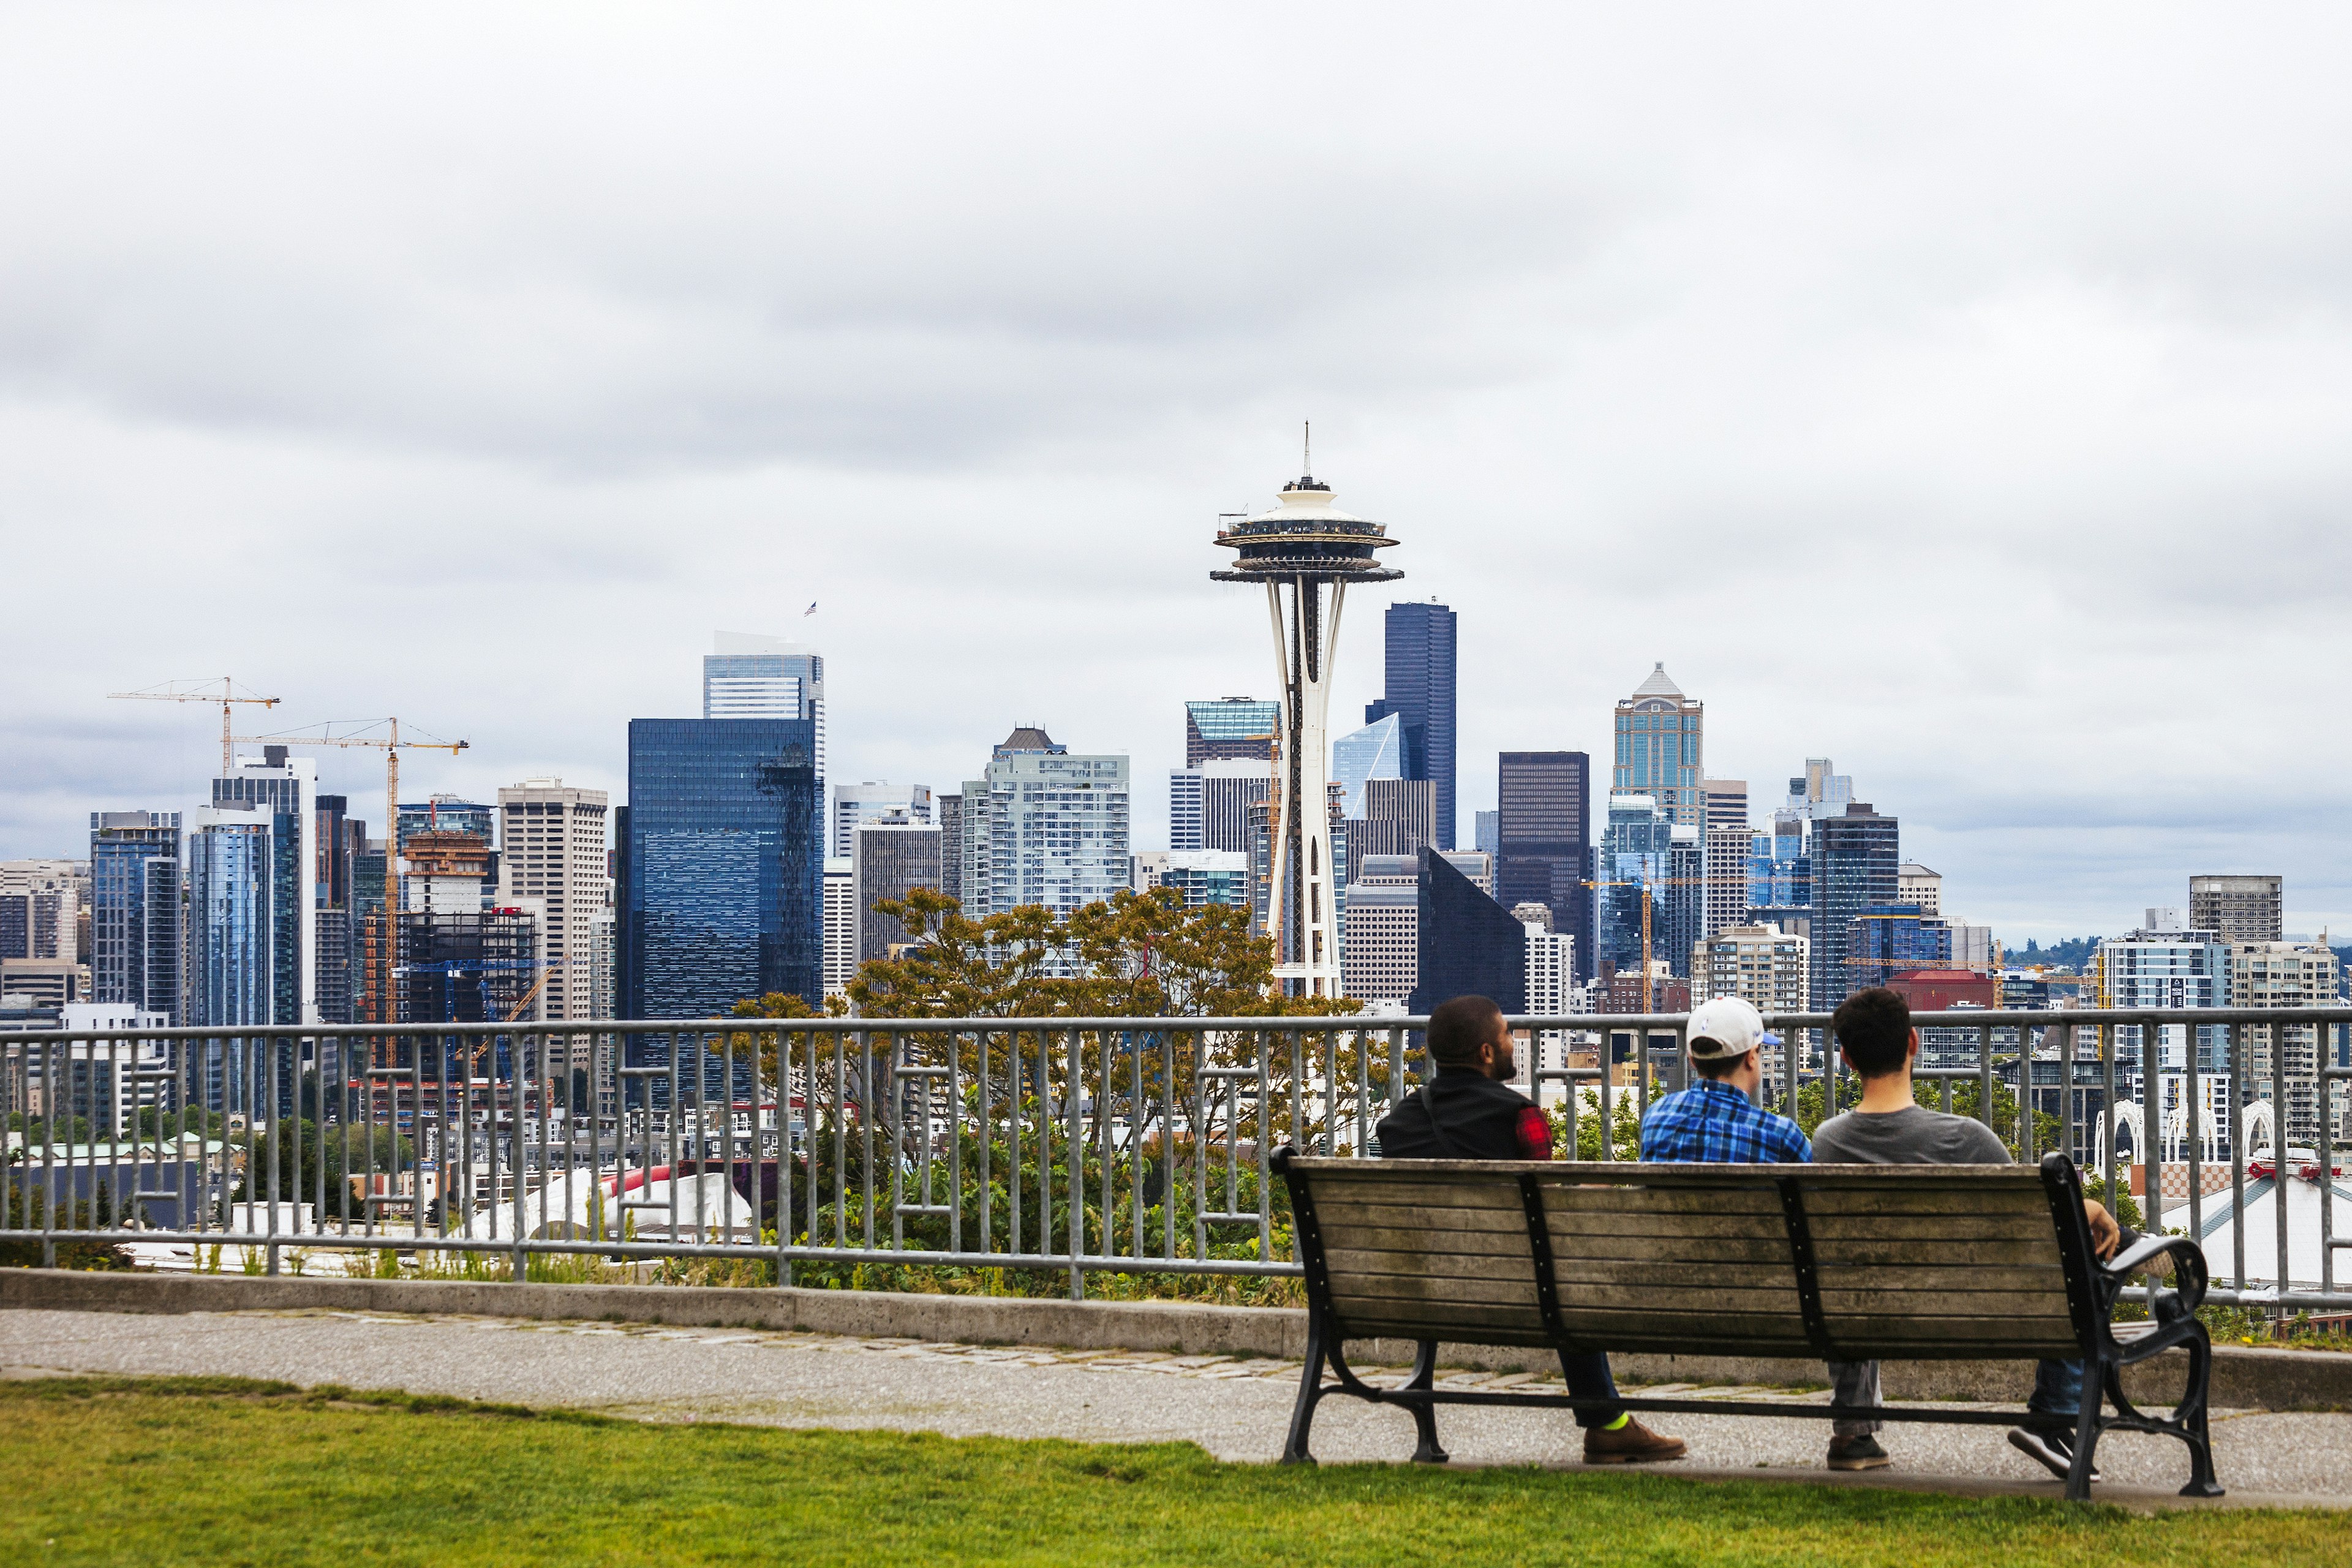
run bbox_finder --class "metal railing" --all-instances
[0,1008,2343,1307]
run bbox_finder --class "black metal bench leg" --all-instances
[1281,1314,1328,1465]
[1408,1339,1450,1465]
[2065,1359,2110,1503]
[2173,1333,2225,1499]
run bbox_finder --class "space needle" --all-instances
[1212,432,1401,997]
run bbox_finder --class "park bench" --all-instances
[1272,1148,2218,1500]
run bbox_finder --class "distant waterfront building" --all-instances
[704,631,826,782]
[1847,903,1952,993]
[1365,601,1457,851]
[619,717,823,1019]
[497,778,610,1022]
[1700,779,1749,940]
[1184,698,1279,766]
[821,858,854,997]
[854,820,943,963]
[1498,751,1593,983]
[1332,715,1405,820]
[1611,665,1704,828]
[829,782,935,859]
[1809,804,1899,1010]
[957,727,1129,918]
[88,811,180,1025]
[1135,849,1250,909]
[2190,876,2283,945]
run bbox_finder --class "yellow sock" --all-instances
[1602,1414,1630,1431]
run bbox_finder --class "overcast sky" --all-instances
[4,5,2350,943]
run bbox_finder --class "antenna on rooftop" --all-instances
[1303,420,1311,478]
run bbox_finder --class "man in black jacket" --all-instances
[1373,994,1687,1465]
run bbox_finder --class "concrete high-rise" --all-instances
[1213,459,1401,995]
[88,812,180,1025]
[1700,779,1749,941]
[2190,876,2282,944]
[821,858,855,997]
[1497,752,1591,981]
[829,782,934,859]
[1167,760,1269,854]
[1692,922,1809,1098]
[957,727,1129,918]
[1365,601,1455,851]
[854,820,943,963]
[496,778,611,1022]
[1184,699,1279,765]
[2230,940,2338,1147]
[1611,664,1703,827]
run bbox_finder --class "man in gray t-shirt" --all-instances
[1809,988,2124,1481]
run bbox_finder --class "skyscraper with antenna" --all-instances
[1212,431,1402,997]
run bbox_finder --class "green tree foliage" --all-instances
[232,1123,415,1218]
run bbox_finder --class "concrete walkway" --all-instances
[2,1308,2346,1512]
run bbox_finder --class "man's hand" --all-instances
[2084,1198,2121,1260]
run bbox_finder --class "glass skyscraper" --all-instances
[1496,751,1593,981]
[620,718,823,1020]
[1409,848,1526,1020]
[1611,664,1705,827]
[1183,698,1280,765]
[704,632,826,785]
[1365,600,1457,850]
[89,810,181,1024]
[1597,793,1673,978]
[1330,714,1404,820]
[1809,804,1900,1009]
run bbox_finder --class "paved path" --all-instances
[2,1308,2346,1511]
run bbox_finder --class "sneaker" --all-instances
[1582,1417,1688,1464]
[2008,1426,2101,1482]
[1826,1434,1891,1471]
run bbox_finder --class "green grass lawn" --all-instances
[0,1378,2342,1567]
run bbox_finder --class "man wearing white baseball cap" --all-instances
[1637,997,1810,1166]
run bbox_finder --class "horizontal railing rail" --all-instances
[0,1009,2342,1308]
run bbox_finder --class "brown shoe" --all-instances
[1583,1417,1688,1464]
[1826,1434,1891,1471]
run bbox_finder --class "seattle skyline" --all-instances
[7,9,2352,941]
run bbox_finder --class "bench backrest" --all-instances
[1282,1157,2095,1362]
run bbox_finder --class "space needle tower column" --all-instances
[1212,447,1401,997]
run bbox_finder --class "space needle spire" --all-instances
[1212,441,1402,997]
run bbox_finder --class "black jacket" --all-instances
[1374,1066,1545,1161]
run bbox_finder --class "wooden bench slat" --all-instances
[1301,1179,1526,1209]
[1819,1289,2073,1319]
[1815,1264,2067,1292]
[1323,1250,1534,1284]
[1333,1320,1562,1349]
[1549,1259,1802,1290]
[1326,1299,1548,1331]
[1536,1186,1786,1216]
[1799,1186,2048,1216]
[1545,1213,1798,1240]
[1310,1225,1534,1257]
[1806,1216,2062,1242]
[1313,1200,1528,1234]
[1544,1235,1798,1264]
[1559,1286,1803,1314]
[1819,1313,2086,1341]
[1329,1276,1539,1309]
[1810,1239,2063,1267]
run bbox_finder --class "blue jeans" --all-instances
[1561,1350,1624,1430]
[2029,1357,2084,1417]
[1831,1357,2082,1438]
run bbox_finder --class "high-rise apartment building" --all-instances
[2190,876,2283,945]
[1898,862,1942,916]
[1693,922,1809,1097]
[1135,849,1250,909]
[2097,917,2232,1151]
[497,778,611,1022]
[1497,751,1592,981]
[1700,778,1749,940]
[829,782,934,859]
[184,750,317,1114]
[1183,698,1279,765]
[1332,715,1404,820]
[1809,804,1900,1009]
[0,861,81,962]
[704,631,826,784]
[619,717,823,1017]
[2230,940,2339,1147]
[854,820,943,963]
[88,812,180,1024]
[1611,665,1703,827]
[1340,854,1420,1006]
[1365,600,1456,850]
[957,728,1129,918]
[937,795,962,908]
[821,858,854,998]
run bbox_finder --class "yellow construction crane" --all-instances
[1582,873,1757,1012]
[107,677,281,774]
[228,720,469,1041]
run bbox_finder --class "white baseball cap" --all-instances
[1687,996,1766,1060]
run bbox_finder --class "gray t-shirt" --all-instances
[1811,1103,2011,1166]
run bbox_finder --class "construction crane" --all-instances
[1581,874,1757,1013]
[107,677,280,774]
[228,720,469,1046]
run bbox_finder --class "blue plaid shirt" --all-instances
[1639,1080,1811,1164]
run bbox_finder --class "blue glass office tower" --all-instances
[1409,848,1526,1019]
[1810,804,1900,1008]
[620,718,822,1021]
[1365,601,1457,850]
[1847,903,1952,992]
[1597,794,1673,976]
[89,811,181,1024]
[186,804,303,1114]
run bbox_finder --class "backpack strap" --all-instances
[1417,1082,1464,1159]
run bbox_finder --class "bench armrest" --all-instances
[2100,1234,2207,1317]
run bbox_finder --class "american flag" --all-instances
[803,601,817,617]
